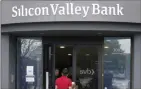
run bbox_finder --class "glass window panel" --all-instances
[104,37,131,89]
[17,38,43,89]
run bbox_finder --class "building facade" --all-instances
[1,1,141,89]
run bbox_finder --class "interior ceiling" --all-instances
[7,30,137,37]
[55,46,73,68]
[55,45,99,69]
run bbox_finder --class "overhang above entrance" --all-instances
[2,22,141,36]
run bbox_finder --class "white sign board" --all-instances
[26,66,35,82]
[26,76,35,82]
[26,66,34,76]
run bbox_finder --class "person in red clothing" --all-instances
[55,68,72,89]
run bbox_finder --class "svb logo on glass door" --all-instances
[80,68,95,75]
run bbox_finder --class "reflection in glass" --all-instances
[17,38,43,89]
[76,46,100,89]
[104,38,131,89]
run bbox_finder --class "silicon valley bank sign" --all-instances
[12,3,124,18]
[2,1,141,24]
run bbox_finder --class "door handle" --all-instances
[46,72,49,89]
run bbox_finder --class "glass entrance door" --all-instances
[75,45,102,89]
[43,44,74,89]
[43,44,102,89]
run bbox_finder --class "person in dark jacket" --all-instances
[55,69,60,79]
[104,69,113,89]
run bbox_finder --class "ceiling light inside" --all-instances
[68,54,72,56]
[104,46,109,48]
[60,46,65,48]
[86,54,90,56]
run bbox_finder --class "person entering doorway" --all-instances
[55,68,72,89]
[55,45,75,89]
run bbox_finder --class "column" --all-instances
[1,35,10,89]
[133,34,141,89]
